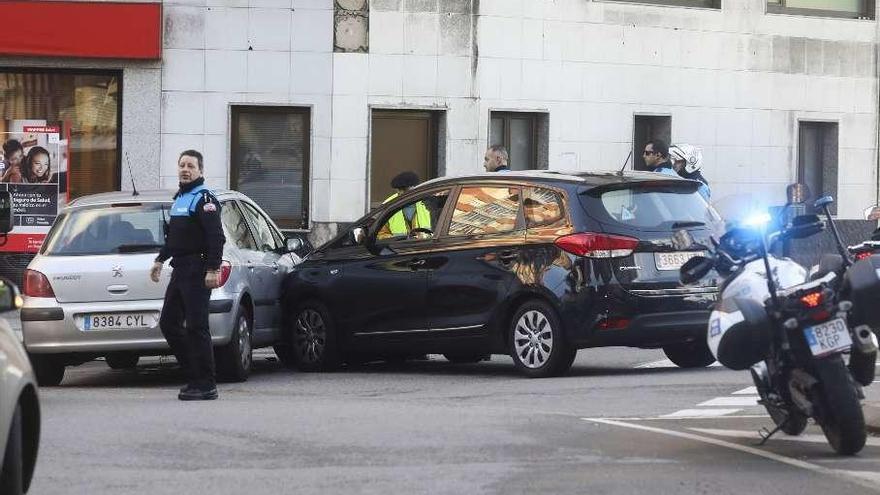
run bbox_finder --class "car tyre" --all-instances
[105,352,139,370]
[29,355,64,387]
[216,307,252,383]
[508,300,575,378]
[289,300,340,372]
[663,340,716,368]
[0,403,23,495]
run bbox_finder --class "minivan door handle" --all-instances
[246,260,255,270]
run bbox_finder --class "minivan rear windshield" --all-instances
[41,203,168,256]
[592,184,722,230]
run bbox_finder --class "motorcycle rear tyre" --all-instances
[815,356,866,455]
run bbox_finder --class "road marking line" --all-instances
[698,396,760,407]
[661,408,742,418]
[732,386,757,395]
[634,358,723,369]
[598,414,770,421]
[581,418,880,493]
[688,428,880,448]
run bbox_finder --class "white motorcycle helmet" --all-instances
[668,144,703,174]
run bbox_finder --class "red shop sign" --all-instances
[0,1,162,60]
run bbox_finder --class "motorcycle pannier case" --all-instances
[709,297,773,370]
[846,255,880,328]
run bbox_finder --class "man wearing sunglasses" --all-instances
[643,139,676,177]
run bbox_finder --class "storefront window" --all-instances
[0,70,121,200]
[0,69,121,284]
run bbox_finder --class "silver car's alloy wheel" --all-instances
[295,309,326,365]
[513,310,553,369]
[238,314,252,371]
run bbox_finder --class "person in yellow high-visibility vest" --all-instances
[378,172,431,239]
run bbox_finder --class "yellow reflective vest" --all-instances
[382,192,431,236]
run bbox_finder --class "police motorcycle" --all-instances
[680,195,879,455]
[841,205,880,261]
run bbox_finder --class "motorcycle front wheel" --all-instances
[814,356,867,455]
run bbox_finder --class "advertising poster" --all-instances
[0,120,68,253]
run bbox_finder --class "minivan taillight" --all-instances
[218,261,232,287]
[554,233,639,258]
[23,269,55,298]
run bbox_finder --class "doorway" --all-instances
[797,121,838,214]
[369,110,441,210]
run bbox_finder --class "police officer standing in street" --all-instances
[150,150,226,401]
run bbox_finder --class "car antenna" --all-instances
[125,152,139,196]
[616,150,632,176]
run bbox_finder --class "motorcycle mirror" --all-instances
[680,256,715,285]
[782,214,824,240]
[786,183,810,205]
[814,195,835,210]
[863,205,880,221]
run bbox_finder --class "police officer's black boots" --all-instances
[178,385,218,401]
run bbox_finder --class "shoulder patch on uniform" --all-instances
[203,202,217,212]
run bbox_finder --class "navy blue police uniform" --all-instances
[155,176,225,394]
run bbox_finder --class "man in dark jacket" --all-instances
[150,149,226,401]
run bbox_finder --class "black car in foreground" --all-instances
[280,171,722,377]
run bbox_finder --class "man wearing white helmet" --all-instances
[669,143,711,201]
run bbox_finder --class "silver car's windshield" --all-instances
[42,203,167,256]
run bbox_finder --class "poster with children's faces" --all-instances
[0,120,67,252]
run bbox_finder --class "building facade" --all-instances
[0,0,877,249]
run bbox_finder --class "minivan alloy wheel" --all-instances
[238,314,252,372]
[295,309,326,364]
[514,310,554,369]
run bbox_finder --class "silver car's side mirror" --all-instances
[0,277,21,313]
[864,205,880,221]
[285,237,303,253]
[352,227,366,245]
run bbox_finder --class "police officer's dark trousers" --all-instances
[159,255,215,389]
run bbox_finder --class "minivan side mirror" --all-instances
[0,277,21,313]
[0,191,12,235]
[352,227,366,245]
[284,237,303,254]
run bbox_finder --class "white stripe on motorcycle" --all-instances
[582,418,880,492]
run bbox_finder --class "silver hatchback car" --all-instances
[20,189,303,386]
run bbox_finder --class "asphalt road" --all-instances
[28,348,880,495]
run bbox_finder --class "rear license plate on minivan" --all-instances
[655,252,703,271]
[803,318,852,357]
[81,313,154,331]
